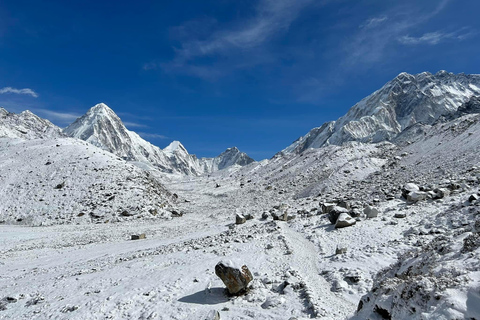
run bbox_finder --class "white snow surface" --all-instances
[1,73,480,319]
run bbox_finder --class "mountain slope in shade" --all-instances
[283,71,480,154]
[64,103,254,175]
[0,108,64,139]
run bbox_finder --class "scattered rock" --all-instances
[320,202,336,214]
[244,213,254,220]
[261,212,269,220]
[407,191,428,203]
[205,310,221,320]
[469,194,479,202]
[328,206,349,224]
[402,183,420,199]
[394,212,407,218]
[54,182,65,189]
[236,214,246,225]
[215,261,253,295]
[131,233,146,240]
[336,246,347,254]
[171,210,183,217]
[335,212,356,228]
[364,205,379,218]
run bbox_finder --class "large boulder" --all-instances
[407,191,428,203]
[215,261,253,295]
[327,206,350,224]
[402,183,420,199]
[335,212,356,228]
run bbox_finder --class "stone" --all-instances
[407,191,428,203]
[261,212,269,220]
[205,310,220,320]
[469,194,479,202]
[335,247,347,254]
[327,206,349,224]
[337,200,350,210]
[433,188,450,199]
[363,205,379,218]
[244,213,254,220]
[236,214,246,225]
[131,233,146,240]
[320,202,336,214]
[171,210,183,217]
[215,261,253,295]
[402,183,420,198]
[394,212,407,218]
[335,212,356,228]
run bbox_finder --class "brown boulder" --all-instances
[215,261,253,295]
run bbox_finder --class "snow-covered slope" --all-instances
[0,108,64,139]
[0,137,177,226]
[283,71,480,154]
[64,103,254,175]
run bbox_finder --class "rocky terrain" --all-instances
[0,71,479,319]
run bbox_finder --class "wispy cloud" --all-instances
[124,121,148,128]
[360,16,388,29]
[35,108,80,122]
[399,29,476,45]
[342,0,453,67]
[158,0,316,79]
[0,87,38,98]
[137,132,169,140]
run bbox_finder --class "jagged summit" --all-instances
[63,103,255,175]
[283,71,480,154]
[164,140,187,154]
[0,108,64,139]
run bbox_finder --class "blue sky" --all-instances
[0,0,479,160]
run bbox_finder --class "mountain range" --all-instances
[282,71,480,154]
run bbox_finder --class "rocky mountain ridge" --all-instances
[282,71,480,154]
[64,103,254,175]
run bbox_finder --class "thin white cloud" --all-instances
[343,0,453,67]
[124,121,148,128]
[399,30,476,45]
[360,16,388,29]
[137,132,169,140]
[36,109,81,122]
[160,0,315,78]
[0,87,38,98]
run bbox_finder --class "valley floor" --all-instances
[2,168,478,320]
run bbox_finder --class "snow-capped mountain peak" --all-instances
[64,103,255,175]
[282,71,480,154]
[164,140,187,154]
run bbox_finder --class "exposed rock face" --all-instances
[282,71,480,154]
[215,261,253,295]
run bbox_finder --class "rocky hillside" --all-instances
[0,137,178,226]
[283,71,480,154]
